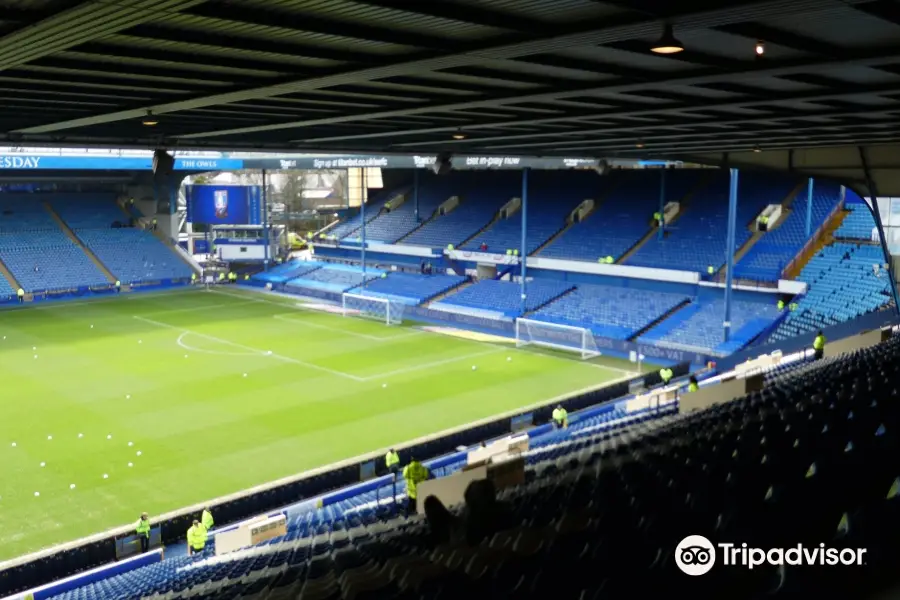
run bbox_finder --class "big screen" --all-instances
[185,185,262,225]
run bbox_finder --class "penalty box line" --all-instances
[132,315,365,382]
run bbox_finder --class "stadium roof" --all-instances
[1,0,900,191]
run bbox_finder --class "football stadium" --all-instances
[1,1,900,599]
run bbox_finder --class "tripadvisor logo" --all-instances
[675,535,866,576]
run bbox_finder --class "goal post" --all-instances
[515,318,601,359]
[342,292,405,326]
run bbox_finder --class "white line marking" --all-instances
[272,313,421,342]
[132,315,365,382]
[176,332,258,357]
[0,289,196,313]
[361,348,504,381]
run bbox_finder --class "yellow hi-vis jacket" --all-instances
[187,524,207,551]
[385,450,400,469]
[135,518,151,537]
[814,334,826,351]
[402,461,429,500]
[201,510,214,531]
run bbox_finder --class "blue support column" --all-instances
[658,169,666,240]
[413,169,420,222]
[805,177,814,237]
[520,168,529,315]
[262,169,270,271]
[723,168,739,343]
[361,169,367,283]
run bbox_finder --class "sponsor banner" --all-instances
[446,249,520,265]
[0,153,599,171]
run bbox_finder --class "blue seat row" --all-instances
[626,173,796,272]
[834,201,877,241]
[433,278,575,318]
[527,283,690,340]
[734,183,840,282]
[769,243,892,342]
[350,272,466,304]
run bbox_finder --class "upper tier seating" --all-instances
[462,171,603,255]
[626,173,797,272]
[400,173,520,248]
[639,297,780,355]
[432,279,574,319]
[539,170,701,262]
[341,173,497,244]
[47,195,124,229]
[528,283,690,340]
[50,336,900,600]
[0,196,59,232]
[326,187,403,240]
[769,243,892,342]
[734,183,841,282]
[351,272,466,305]
[835,201,878,241]
[77,229,193,283]
[285,265,380,294]
[0,231,108,292]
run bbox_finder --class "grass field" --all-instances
[0,286,647,561]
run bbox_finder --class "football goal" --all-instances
[515,318,601,359]
[342,292,405,326]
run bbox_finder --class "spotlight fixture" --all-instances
[755,40,765,56]
[651,24,684,54]
[452,130,467,140]
[753,145,762,153]
[142,111,158,126]
[635,141,645,149]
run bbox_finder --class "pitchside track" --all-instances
[0,287,646,560]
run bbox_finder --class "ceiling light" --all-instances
[636,141,645,149]
[755,40,765,56]
[753,145,762,153]
[142,111,158,126]
[651,24,684,54]
[452,131,467,140]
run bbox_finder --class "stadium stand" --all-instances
[431,279,574,319]
[626,173,796,272]
[350,272,467,305]
[399,174,520,249]
[252,260,323,285]
[769,243,892,341]
[639,297,781,355]
[285,264,381,294]
[538,170,700,263]
[46,195,124,229]
[326,186,406,241]
[461,170,601,255]
[76,229,193,283]
[44,336,900,600]
[38,195,193,284]
[340,175,481,244]
[0,231,109,292]
[835,201,878,241]
[734,183,841,282]
[527,283,690,340]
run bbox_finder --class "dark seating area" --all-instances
[63,335,899,600]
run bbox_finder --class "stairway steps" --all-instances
[628,298,693,341]
[0,255,21,291]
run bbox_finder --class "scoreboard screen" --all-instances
[185,184,262,225]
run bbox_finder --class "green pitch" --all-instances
[0,287,647,561]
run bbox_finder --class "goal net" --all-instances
[342,292,405,326]
[515,318,601,359]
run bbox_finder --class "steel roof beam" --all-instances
[18,0,844,135]
[297,81,900,144]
